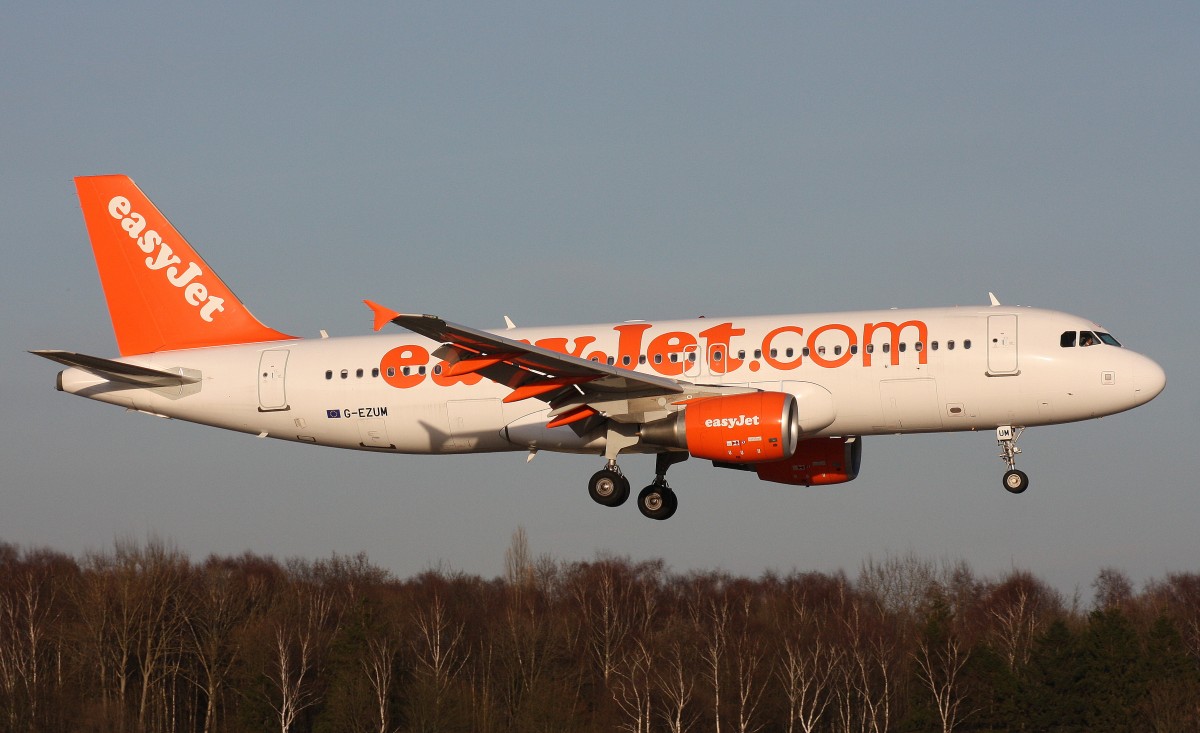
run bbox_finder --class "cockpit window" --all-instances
[1062,330,1122,348]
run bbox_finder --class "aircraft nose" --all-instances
[1133,355,1166,405]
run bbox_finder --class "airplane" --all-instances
[33,175,1166,520]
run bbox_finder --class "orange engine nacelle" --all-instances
[750,436,862,486]
[640,392,799,464]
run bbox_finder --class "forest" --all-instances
[0,531,1196,733]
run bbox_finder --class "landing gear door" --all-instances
[987,315,1019,376]
[258,349,290,411]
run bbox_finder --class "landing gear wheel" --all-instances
[637,484,678,521]
[589,469,630,507]
[1003,469,1029,494]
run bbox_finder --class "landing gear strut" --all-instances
[997,425,1029,494]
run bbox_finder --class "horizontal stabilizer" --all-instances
[29,350,200,387]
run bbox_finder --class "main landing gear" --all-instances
[997,425,1030,494]
[588,453,687,520]
[588,462,630,507]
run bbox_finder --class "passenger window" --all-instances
[372,368,379,378]
[356,368,364,378]
[639,355,647,365]
[802,347,810,357]
[882,343,890,353]
[850,345,858,355]
[325,370,333,380]
[418,366,426,375]
[915,341,923,352]
[622,355,632,366]
[1060,331,1077,348]
[834,345,842,356]
[607,356,615,365]
[654,354,662,364]
[964,339,972,349]
[817,346,826,355]
[712,350,723,362]
[785,347,794,358]
[948,340,955,350]
[340,369,348,379]
[866,344,874,354]
[931,341,939,351]
[737,350,746,360]
[433,364,442,375]
[754,349,762,359]
[899,343,907,353]
[387,367,396,377]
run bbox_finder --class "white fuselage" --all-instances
[57,305,1165,456]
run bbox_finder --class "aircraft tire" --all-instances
[589,470,630,507]
[638,485,677,520]
[1003,469,1029,494]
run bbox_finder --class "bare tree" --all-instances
[129,538,189,732]
[265,580,340,733]
[75,551,134,726]
[362,634,399,733]
[1093,567,1134,611]
[775,612,840,733]
[409,590,468,732]
[185,558,268,733]
[840,601,899,733]
[504,526,535,593]
[572,559,634,687]
[0,548,64,731]
[655,636,696,733]
[913,628,973,733]
[731,629,767,733]
[984,571,1054,673]
[693,591,731,733]
[609,637,654,733]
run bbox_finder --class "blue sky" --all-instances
[3,2,1196,595]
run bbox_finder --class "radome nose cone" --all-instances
[1134,357,1166,404]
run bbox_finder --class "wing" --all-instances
[365,301,745,428]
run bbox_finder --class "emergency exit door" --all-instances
[258,349,290,411]
[987,315,1019,375]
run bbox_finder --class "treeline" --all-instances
[1,534,1198,733]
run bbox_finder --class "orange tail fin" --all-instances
[75,175,295,355]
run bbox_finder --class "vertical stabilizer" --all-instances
[75,175,295,355]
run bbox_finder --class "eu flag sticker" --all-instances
[326,409,341,419]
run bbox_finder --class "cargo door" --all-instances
[879,379,943,430]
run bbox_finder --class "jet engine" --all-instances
[746,436,862,486]
[639,392,800,463]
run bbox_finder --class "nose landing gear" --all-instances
[997,425,1029,494]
